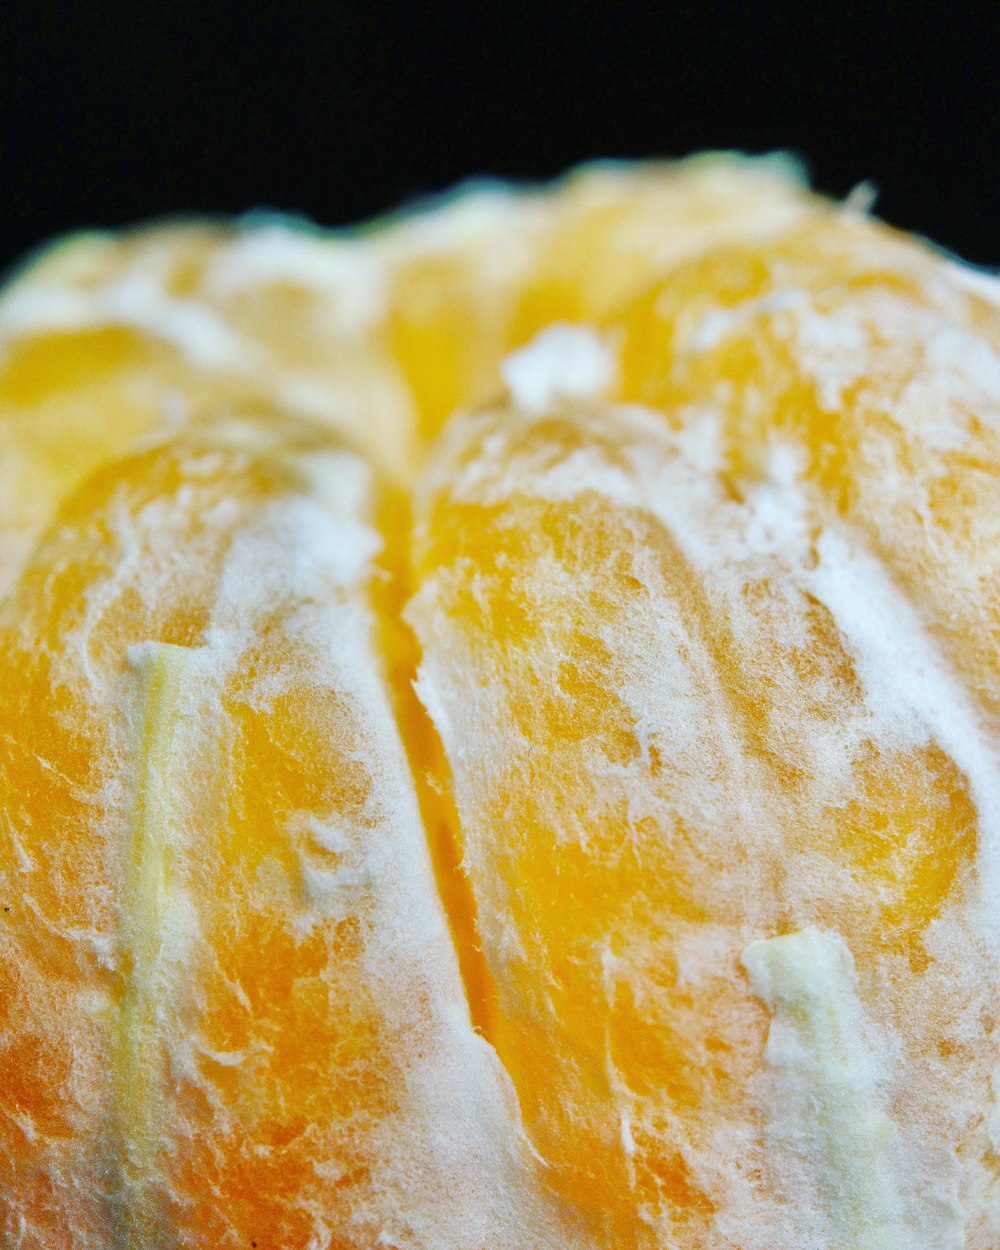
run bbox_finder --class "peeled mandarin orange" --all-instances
[1,157,998,1249]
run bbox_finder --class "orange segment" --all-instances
[0,410,588,1249]
[615,211,1000,731]
[384,155,820,443]
[409,376,997,1244]
[0,221,410,598]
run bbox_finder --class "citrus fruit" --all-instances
[1,156,998,1248]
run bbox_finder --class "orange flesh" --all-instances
[410,406,990,1242]
[0,165,999,1248]
[0,416,582,1248]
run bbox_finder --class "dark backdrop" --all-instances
[3,1,998,275]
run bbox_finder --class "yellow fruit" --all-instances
[1,156,998,1249]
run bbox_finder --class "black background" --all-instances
[2,1,998,276]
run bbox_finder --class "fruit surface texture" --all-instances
[1,156,998,1249]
